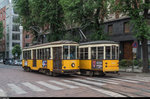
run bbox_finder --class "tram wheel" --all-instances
[99,72,105,76]
[89,71,94,77]
[52,72,58,77]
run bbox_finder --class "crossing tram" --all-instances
[22,40,80,76]
[79,41,119,76]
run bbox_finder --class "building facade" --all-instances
[103,10,150,60]
[0,0,23,60]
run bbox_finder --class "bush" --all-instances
[119,59,129,68]
[119,59,143,68]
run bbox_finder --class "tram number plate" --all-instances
[92,61,102,69]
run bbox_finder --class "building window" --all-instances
[108,24,113,35]
[25,34,30,39]
[12,25,20,32]
[12,42,20,47]
[124,22,130,33]
[13,16,19,23]
[12,34,20,40]
[25,43,29,47]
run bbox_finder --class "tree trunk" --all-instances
[141,38,149,73]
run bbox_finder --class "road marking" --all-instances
[0,89,7,97]
[63,80,125,97]
[7,84,27,94]
[73,79,105,86]
[85,78,119,85]
[36,81,63,90]
[63,80,90,87]
[22,82,45,92]
[124,77,149,82]
[110,78,139,83]
[49,80,78,89]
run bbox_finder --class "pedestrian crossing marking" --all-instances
[0,89,7,97]
[85,78,119,85]
[73,79,105,86]
[110,78,139,83]
[63,80,90,87]
[36,81,63,90]
[22,82,45,92]
[7,84,27,94]
[63,80,125,97]
[49,80,78,89]
[124,77,149,82]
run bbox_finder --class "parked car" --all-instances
[13,60,22,66]
[3,58,14,65]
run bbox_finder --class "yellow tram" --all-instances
[79,41,119,76]
[22,40,80,76]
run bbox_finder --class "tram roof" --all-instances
[79,40,119,45]
[23,40,78,49]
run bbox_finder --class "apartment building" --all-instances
[0,0,23,60]
[103,5,150,60]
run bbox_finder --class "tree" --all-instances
[12,45,22,59]
[13,0,65,42]
[60,0,109,41]
[0,21,3,39]
[112,0,150,73]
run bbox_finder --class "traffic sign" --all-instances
[132,41,138,48]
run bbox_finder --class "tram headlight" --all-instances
[71,63,75,68]
[63,66,66,69]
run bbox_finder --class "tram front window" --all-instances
[63,46,69,59]
[70,46,76,59]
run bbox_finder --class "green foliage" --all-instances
[13,0,65,42]
[60,0,109,41]
[0,21,3,39]
[12,45,22,59]
[119,59,143,67]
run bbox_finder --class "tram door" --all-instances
[33,50,36,67]
[53,47,62,72]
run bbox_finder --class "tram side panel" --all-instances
[80,60,92,70]
[103,60,119,73]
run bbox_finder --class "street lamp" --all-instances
[19,25,23,60]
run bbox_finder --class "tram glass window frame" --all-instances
[116,46,119,59]
[98,47,104,60]
[112,46,116,59]
[63,46,69,60]
[91,47,96,59]
[70,46,76,60]
[80,48,88,60]
[47,48,51,60]
[106,46,111,60]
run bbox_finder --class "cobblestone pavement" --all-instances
[0,64,150,97]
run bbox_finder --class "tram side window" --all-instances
[77,47,79,59]
[91,47,96,59]
[63,46,69,60]
[23,51,31,60]
[116,46,119,59]
[80,48,88,60]
[47,48,51,59]
[70,46,76,59]
[112,46,116,59]
[106,46,111,59]
[80,48,84,60]
[39,49,42,60]
[98,47,104,59]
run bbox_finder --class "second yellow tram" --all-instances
[79,41,119,76]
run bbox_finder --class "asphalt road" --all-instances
[0,63,150,97]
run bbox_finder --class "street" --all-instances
[0,64,150,97]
